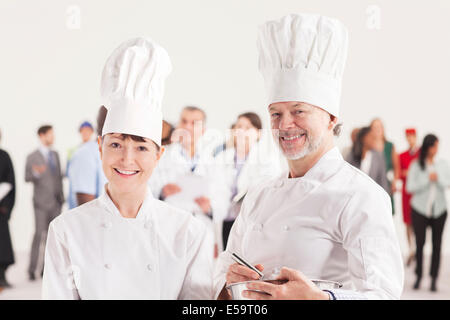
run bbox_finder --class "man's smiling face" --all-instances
[269,101,331,160]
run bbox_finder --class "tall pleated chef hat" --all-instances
[257,14,348,117]
[100,37,172,146]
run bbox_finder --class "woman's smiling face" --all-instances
[99,133,163,193]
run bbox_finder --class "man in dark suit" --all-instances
[25,125,64,280]
[0,129,16,289]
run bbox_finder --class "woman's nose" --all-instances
[121,146,135,164]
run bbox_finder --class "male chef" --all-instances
[214,14,404,300]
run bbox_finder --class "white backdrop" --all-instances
[1,0,449,254]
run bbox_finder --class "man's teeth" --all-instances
[116,169,138,175]
[282,134,304,141]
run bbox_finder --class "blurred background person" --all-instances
[25,125,64,281]
[345,126,389,192]
[67,110,107,208]
[342,127,360,159]
[216,112,281,250]
[399,128,420,267]
[0,129,16,289]
[149,106,230,260]
[66,121,95,209]
[370,118,400,215]
[212,123,235,158]
[161,120,174,146]
[407,134,450,292]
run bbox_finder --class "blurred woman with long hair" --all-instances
[407,134,450,292]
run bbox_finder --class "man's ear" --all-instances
[329,115,338,130]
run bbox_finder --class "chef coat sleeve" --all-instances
[42,219,81,300]
[339,185,404,299]
[212,190,251,299]
[406,162,430,194]
[178,217,214,300]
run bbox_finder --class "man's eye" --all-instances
[271,113,280,118]
[295,110,303,115]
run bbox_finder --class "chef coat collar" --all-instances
[99,184,154,222]
[282,146,343,184]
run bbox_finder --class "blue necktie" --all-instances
[48,152,56,173]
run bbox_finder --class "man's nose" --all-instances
[278,113,296,130]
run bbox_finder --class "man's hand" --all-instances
[195,196,211,214]
[218,263,264,300]
[32,164,47,175]
[243,267,329,300]
[161,183,181,198]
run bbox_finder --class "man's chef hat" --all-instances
[257,14,348,117]
[100,37,172,147]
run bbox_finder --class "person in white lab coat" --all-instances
[149,106,230,259]
[215,14,404,300]
[215,112,282,250]
[42,38,213,300]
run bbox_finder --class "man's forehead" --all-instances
[180,109,204,120]
[268,101,313,111]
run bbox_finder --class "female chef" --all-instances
[42,38,213,299]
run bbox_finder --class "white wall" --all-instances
[1,0,449,254]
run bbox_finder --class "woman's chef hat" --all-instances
[257,14,348,117]
[100,37,172,146]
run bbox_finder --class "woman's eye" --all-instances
[110,142,120,148]
[138,146,148,152]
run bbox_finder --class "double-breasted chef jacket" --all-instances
[214,147,404,299]
[42,187,213,300]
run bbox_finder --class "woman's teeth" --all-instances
[115,169,138,175]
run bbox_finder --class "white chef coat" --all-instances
[214,142,283,250]
[214,147,404,300]
[42,187,213,300]
[217,141,283,205]
[149,142,231,259]
[149,142,230,221]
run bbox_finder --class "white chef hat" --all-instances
[257,14,348,117]
[100,37,172,146]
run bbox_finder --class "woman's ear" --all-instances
[97,136,103,159]
[156,146,165,161]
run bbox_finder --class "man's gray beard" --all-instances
[278,132,323,160]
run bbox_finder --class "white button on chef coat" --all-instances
[42,188,214,300]
[214,147,404,299]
